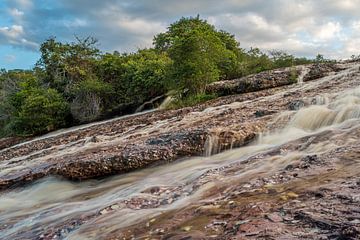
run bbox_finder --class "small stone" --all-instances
[235,220,250,226]
[285,164,294,170]
[100,209,109,215]
[181,226,192,232]
[264,184,274,189]
[280,195,288,201]
[111,204,120,210]
[287,192,299,198]
[213,220,227,226]
[265,213,283,223]
[268,188,277,194]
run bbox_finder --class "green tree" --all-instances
[154,16,233,94]
[269,50,295,68]
[70,77,114,122]
[3,77,69,135]
[36,36,100,96]
[96,49,171,112]
[243,48,274,74]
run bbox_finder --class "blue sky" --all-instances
[1,0,360,69]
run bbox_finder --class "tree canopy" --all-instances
[0,16,317,137]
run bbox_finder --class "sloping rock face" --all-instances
[0,62,357,190]
[206,63,347,96]
[111,124,360,240]
[0,137,29,151]
[1,62,360,240]
[303,63,348,81]
[205,67,298,96]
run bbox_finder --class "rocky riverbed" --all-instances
[0,62,359,239]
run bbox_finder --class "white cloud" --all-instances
[14,0,33,9]
[63,18,88,28]
[0,25,24,38]
[2,0,360,59]
[4,54,16,63]
[9,8,24,18]
[0,25,38,50]
[116,18,165,36]
[312,22,342,42]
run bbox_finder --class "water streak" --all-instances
[1,67,360,239]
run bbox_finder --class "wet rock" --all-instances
[254,110,276,118]
[181,226,192,232]
[303,63,341,82]
[294,211,338,230]
[288,100,305,110]
[265,213,283,223]
[339,226,359,239]
[84,136,98,144]
[0,62,359,202]
[0,136,29,150]
[206,67,302,97]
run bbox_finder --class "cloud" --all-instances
[0,25,23,39]
[1,0,360,61]
[12,0,33,9]
[312,22,342,42]
[4,54,16,63]
[9,8,24,18]
[0,24,38,50]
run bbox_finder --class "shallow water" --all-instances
[1,77,360,239]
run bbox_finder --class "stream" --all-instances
[1,80,360,239]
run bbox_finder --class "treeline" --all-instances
[1,16,320,137]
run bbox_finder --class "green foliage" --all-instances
[269,50,295,68]
[13,88,69,135]
[1,16,318,136]
[1,75,69,136]
[70,77,114,122]
[289,67,299,83]
[96,49,171,114]
[120,49,171,103]
[243,48,274,74]
[71,77,114,97]
[166,93,217,109]
[154,16,238,94]
[36,36,100,95]
[167,29,222,93]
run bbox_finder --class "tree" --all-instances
[167,29,222,93]
[154,16,234,94]
[96,49,171,112]
[243,48,274,74]
[269,50,295,68]
[3,77,69,135]
[70,77,114,122]
[36,36,100,96]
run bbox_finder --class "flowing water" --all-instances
[296,65,310,84]
[1,72,360,239]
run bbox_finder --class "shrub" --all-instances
[70,78,114,122]
[11,87,69,135]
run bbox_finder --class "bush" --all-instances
[70,78,113,122]
[154,16,239,94]
[11,88,69,135]
[166,93,217,109]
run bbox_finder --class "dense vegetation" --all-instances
[1,16,321,137]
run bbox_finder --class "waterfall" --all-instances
[297,65,311,84]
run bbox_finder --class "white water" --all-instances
[1,82,360,239]
[1,64,360,239]
[297,65,311,84]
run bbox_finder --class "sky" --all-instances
[1,0,360,69]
